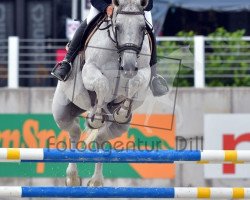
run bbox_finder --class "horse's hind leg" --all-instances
[52,86,85,186]
[87,122,130,187]
[87,162,104,187]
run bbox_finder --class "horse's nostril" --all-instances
[120,67,124,71]
[135,67,138,72]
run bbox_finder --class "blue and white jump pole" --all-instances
[1,148,250,199]
[0,148,249,163]
[1,187,250,199]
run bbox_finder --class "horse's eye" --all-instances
[115,25,120,31]
[141,26,146,31]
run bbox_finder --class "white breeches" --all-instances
[87,6,101,24]
[144,11,153,27]
[87,5,153,26]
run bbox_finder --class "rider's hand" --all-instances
[106,5,114,17]
[65,43,69,51]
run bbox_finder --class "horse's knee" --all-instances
[52,100,76,130]
[52,88,85,131]
[95,78,109,95]
[53,111,73,130]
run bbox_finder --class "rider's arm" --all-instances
[90,0,110,12]
[144,0,153,11]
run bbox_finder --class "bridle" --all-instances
[108,7,147,60]
[98,7,147,100]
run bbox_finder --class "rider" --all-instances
[52,0,168,97]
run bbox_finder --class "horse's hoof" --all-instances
[87,114,105,129]
[87,178,104,187]
[65,176,82,186]
[113,107,132,124]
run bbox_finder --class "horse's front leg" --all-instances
[114,67,150,124]
[82,63,109,129]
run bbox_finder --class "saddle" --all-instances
[78,13,107,57]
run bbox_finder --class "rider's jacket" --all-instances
[90,0,153,12]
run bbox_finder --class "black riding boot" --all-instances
[147,26,169,97]
[51,20,88,81]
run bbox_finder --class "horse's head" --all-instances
[112,0,149,78]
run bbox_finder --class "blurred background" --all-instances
[0,0,250,199]
[1,0,250,87]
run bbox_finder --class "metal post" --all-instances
[72,0,78,19]
[81,0,90,20]
[81,0,86,21]
[8,36,19,89]
[194,36,205,88]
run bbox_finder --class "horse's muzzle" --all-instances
[120,66,138,78]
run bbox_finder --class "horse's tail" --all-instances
[85,128,98,146]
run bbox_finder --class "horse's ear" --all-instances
[140,0,149,8]
[113,0,119,7]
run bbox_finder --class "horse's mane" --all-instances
[117,0,143,12]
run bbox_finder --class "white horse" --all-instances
[52,0,151,186]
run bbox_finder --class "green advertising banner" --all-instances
[0,114,175,178]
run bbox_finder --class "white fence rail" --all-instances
[8,37,19,89]
[2,36,250,88]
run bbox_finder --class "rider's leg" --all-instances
[87,5,100,24]
[145,11,169,97]
[52,6,100,81]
